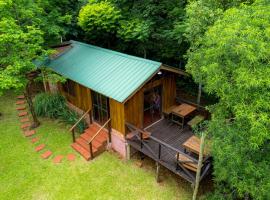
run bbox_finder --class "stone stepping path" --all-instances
[18,111,28,117]
[53,155,64,164]
[41,151,52,159]
[16,100,25,105]
[21,123,31,129]
[35,144,46,152]
[16,106,26,111]
[20,117,30,123]
[67,154,76,161]
[24,130,36,137]
[17,95,25,99]
[31,137,39,143]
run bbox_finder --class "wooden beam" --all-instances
[161,64,189,76]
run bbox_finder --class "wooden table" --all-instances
[182,135,209,157]
[171,103,197,129]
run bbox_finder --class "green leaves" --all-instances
[186,1,270,198]
[78,1,121,37]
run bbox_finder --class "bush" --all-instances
[34,92,87,133]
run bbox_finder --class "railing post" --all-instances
[176,152,179,170]
[89,142,94,159]
[140,132,143,149]
[158,144,161,160]
[72,129,75,143]
[108,120,112,143]
[89,110,93,124]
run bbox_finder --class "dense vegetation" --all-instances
[34,93,87,133]
[0,0,269,199]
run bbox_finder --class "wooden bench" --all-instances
[187,115,205,128]
[163,105,178,117]
[176,153,201,172]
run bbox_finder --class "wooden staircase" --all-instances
[71,123,108,161]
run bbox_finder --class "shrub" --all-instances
[34,92,87,133]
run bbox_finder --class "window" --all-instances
[63,79,76,96]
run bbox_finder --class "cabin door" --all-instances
[143,85,162,127]
[92,91,109,125]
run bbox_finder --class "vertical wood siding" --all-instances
[109,99,125,134]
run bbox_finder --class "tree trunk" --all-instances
[25,81,40,128]
[197,83,202,109]
[192,132,206,200]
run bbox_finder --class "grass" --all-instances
[0,91,193,200]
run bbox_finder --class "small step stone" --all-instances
[31,137,39,143]
[41,151,52,159]
[18,111,28,117]
[17,95,25,99]
[16,100,25,105]
[24,130,36,137]
[53,155,64,164]
[21,123,31,129]
[16,106,26,111]
[67,154,76,161]
[20,117,30,123]
[35,144,45,152]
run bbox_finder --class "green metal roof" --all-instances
[45,41,161,103]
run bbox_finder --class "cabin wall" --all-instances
[162,74,176,111]
[124,73,176,130]
[59,81,92,112]
[109,99,125,134]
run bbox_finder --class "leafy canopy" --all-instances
[186,0,270,199]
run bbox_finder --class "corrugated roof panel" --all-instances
[46,41,161,103]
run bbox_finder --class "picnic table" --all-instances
[171,103,197,129]
[182,135,210,157]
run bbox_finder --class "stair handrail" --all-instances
[69,107,91,142]
[87,118,111,159]
[88,118,111,144]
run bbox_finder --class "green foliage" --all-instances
[78,1,121,40]
[34,93,87,133]
[0,17,44,94]
[186,1,270,199]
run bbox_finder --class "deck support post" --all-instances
[156,162,161,183]
[126,142,131,161]
[192,132,206,200]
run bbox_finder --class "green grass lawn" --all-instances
[0,91,193,200]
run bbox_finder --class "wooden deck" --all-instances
[126,119,211,184]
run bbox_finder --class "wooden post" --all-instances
[197,83,202,109]
[192,132,206,200]
[156,161,161,183]
[89,142,94,159]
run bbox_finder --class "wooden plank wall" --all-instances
[124,73,176,132]
[162,74,176,111]
[109,99,125,134]
[59,81,92,112]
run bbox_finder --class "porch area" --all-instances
[126,119,211,184]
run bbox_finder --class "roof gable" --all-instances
[46,41,161,103]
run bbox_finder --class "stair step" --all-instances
[81,132,107,145]
[76,137,102,151]
[71,143,91,161]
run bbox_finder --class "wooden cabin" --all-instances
[43,41,211,184]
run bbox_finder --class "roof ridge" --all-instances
[70,40,161,66]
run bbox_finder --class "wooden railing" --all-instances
[69,108,91,142]
[125,122,211,183]
[87,118,111,159]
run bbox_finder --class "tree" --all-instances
[186,1,270,199]
[78,0,121,46]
